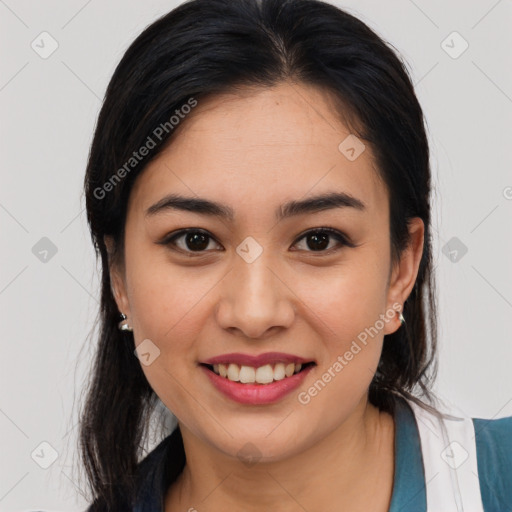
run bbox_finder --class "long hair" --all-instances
[79,0,438,508]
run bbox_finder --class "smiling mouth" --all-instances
[200,361,316,385]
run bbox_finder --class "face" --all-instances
[107,81,424,462]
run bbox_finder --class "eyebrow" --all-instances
[145,191,366,222]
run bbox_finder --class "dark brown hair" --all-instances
[79,0,438,508]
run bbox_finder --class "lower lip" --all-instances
[200,364,315,405]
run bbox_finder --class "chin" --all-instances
[196,421,312,465]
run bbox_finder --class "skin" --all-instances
[106,81,424,511]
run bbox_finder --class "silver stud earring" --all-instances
[118,312,133,332]
[399,311,405,326]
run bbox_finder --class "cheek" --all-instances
[124,255,226,408]
[300,259,389,341]
[295,263,388,392]
[295,277,386,416]
[126,252,217,344]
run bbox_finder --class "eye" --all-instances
[158,227,355,256]
[160,229,222,254]
[291,227,354,254]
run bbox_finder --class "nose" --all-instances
[215,252,295,339]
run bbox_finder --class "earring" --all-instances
[118,312,133,332]
[399,311,405,326]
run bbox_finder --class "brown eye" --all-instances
[158,227,354,256]
[292,228,353,253]
[160,229,222,253]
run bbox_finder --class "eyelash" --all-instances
[159,227,355,256]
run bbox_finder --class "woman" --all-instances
[79,0,512,510]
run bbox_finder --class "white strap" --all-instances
[407,399,485,512]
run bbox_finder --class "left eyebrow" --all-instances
[144,191,366,222]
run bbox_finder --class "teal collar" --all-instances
[389,396,427,511]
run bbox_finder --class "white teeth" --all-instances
[273,363,286,381]
[255,364,274,384]
[227,363,240,381]
[218,363,228,378]
[239,365,256,383]
[211,361,309,384]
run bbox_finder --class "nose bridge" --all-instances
[236,248,276,302]
[217,241,294,338]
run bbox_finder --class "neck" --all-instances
[165,395,395,511]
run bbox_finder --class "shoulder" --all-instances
[133,430,180,509]
[400,396,512,510]
[472,414,512,510]
[84,428,183,511]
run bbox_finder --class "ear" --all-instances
[383,217,424,335]
[104,235,131,317]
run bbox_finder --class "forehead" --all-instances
[128,82,388,223]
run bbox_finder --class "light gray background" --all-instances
[1,0,511,510]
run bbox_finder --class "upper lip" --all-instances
[201,352,315,367]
